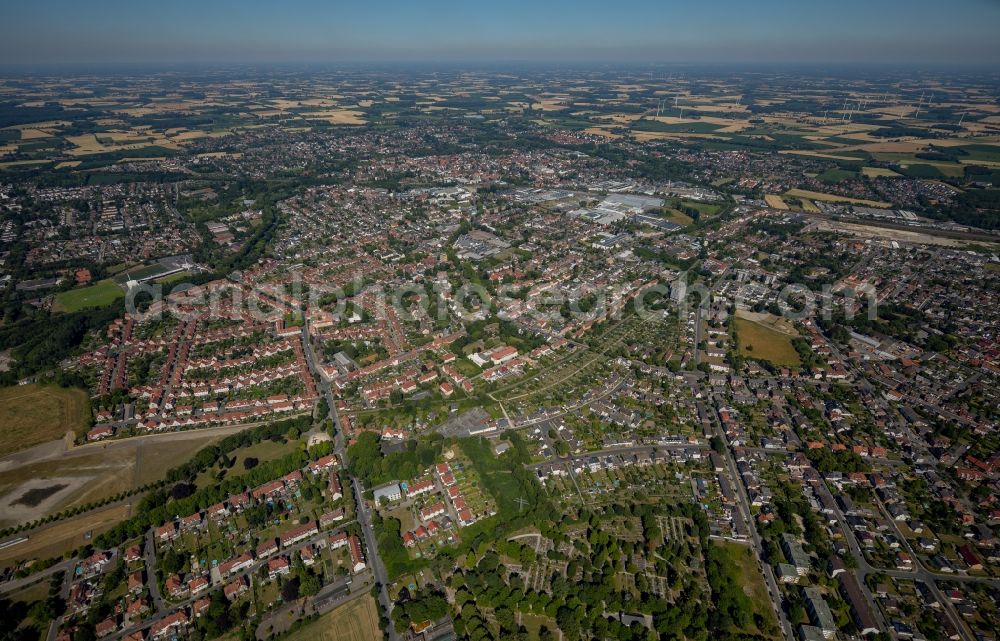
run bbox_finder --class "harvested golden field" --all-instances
[64,132,180,156]
[96,130,152,143]
[686,103,749,113]
[764,194,789,209]
[798,199,821,213]
[874,105,917,117]
[781,150,867,161]
[715,121,751,132]
[584,127,622,139]
[113,107,156,117]
[530,99,566,111]
[784,188,890,208]
[0,385,89,457]
[13,120,71,130]
[283,596,380,641]
[862,166,901,178]
[19,128,54,140]
[631,131,724,142]
[302,109,367,125]
[171,130,231,142]
[593,113,643,124]
[0,160,51,169]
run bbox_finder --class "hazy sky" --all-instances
[2,0,999,67]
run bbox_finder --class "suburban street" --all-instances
[709,407,795,641]
[302,325,401,641]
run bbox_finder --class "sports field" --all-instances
[54,280,124,312]
[0,385,89,456]
[285,595,380,641]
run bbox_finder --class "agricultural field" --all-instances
[861,166,902,178]
[53,280,124,312]
[302,109,367,125]
[783,188,890,208]
[816,168,857,184]
[764,195,788,210]
[0,385,89,457]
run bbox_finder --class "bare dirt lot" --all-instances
[0,504,132,568]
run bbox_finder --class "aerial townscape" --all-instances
[0,2,999,641]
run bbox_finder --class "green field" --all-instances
[54,280,124,312]
[712,541,781,641]
[0,384,90,456]
[735,317,801,366]
[680,200,723,217]
[634,119,725,134]
[817,168,857,184]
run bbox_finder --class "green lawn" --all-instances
[54,280,124,312]
[712,541,781,641]
[735,317,801,366]
[679,200,723,217]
